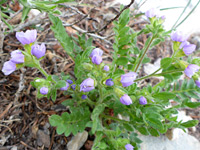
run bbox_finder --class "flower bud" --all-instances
[81,95,87,99]
[71,84,76,90]
[184,64,200,78]
[82,63,93,71]
[171,31,188,42]
[2,61,16,75]
[90,48,103,58]
[103,65,109,72]
[60,82,70,91]
[31,43,46,59]
[92,55,102,65]
[10,50,24,64]
[80,78,95,92]
[195,78,200,88]
[139,96,147,105]
[105,78,114,86]
[67,80,73,84]
[40,87,48,95]
[125,144,134,150]
[120,94,132,105]
[180,41,196,56]
[121,72,137,87]
[16,29,37,45]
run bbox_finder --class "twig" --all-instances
[0,102,13,120]
[0,9,5,54]
[20,141,37,150]
[89,0,135,33]
[0,124,13,134]
[14,68,26,105]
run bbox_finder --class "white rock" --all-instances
[67,131,88,150]
[139,131,200,150]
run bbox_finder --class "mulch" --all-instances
[0,0,200,149]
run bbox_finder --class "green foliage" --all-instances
[49,14,75,60]
[49,107,90,136]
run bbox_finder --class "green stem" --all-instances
[134,36,155,72]
[37,65,49,78]
[135,68,184,82]
[101,114,129,124]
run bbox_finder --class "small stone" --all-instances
[37,130,50,148]
[67,131,88,150]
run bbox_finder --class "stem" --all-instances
[135,68,184,82]
[134,36,155,72]
[101,114,129,124]
[37,65,49,78]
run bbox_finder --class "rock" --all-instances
[36,130,50,148]
[139,131,200,150]
[67,131,88,150]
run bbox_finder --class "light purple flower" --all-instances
[121,72,137,87]
[139,96,147,105]
[2,61,16,75]
[125,144,134,150]
[40,87,48,95]
[10,50,24,64]
[171,31,188,42]
[81,95,87,99]
[145,8,160,18]
[31,43,46,59]
[91,55,102,65]
[195,79,200,88]
[80,78,94,92]
[120,94,132,105]
[105,78,114,86]
[71,84,76,90]
[103,65,109,72]
[67,79,73,84]
[184,64,200,78]
[16,29,37,45]
[180,41,196,55]
[90,48,103,58]
[60,82,70,91]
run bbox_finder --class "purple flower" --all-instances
[103,65,109,72]
[180,41,196,55]
[90,48,103,58]
[195,79,200,88]
[67,79,73,84]
[145,8,160,18]
[40,87,48,95]
[10,50,24,64]
[121,72,137,87]
[91,55,102,65]
[2,61,16,75]
[80,78,95,92]
[184,64,200,78]
[139,96,147,105]
[60,82,70,91]
[31,43,46,59]
[71,84,76,90]
[81,95,87,99]
[171,31,188,42]
[16,29,37,45]
[120,94,132,105]
[105,78,114,86]
[125,144,134,150]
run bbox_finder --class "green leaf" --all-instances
[49,115,62,126]
[21,7,31,22]
[148,128,160,137]
[136,126,149,135]
[116,57,129,66]
[55,80,66,89]
[153,92,176,100]
[146,117,164,130]
[185,102,200,108]
[161,58,172,69]
[181,120,199,128]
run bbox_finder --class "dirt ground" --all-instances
[0,0,200,149]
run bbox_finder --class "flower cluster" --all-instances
[171,31,199,87]
[2,30,46,75]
